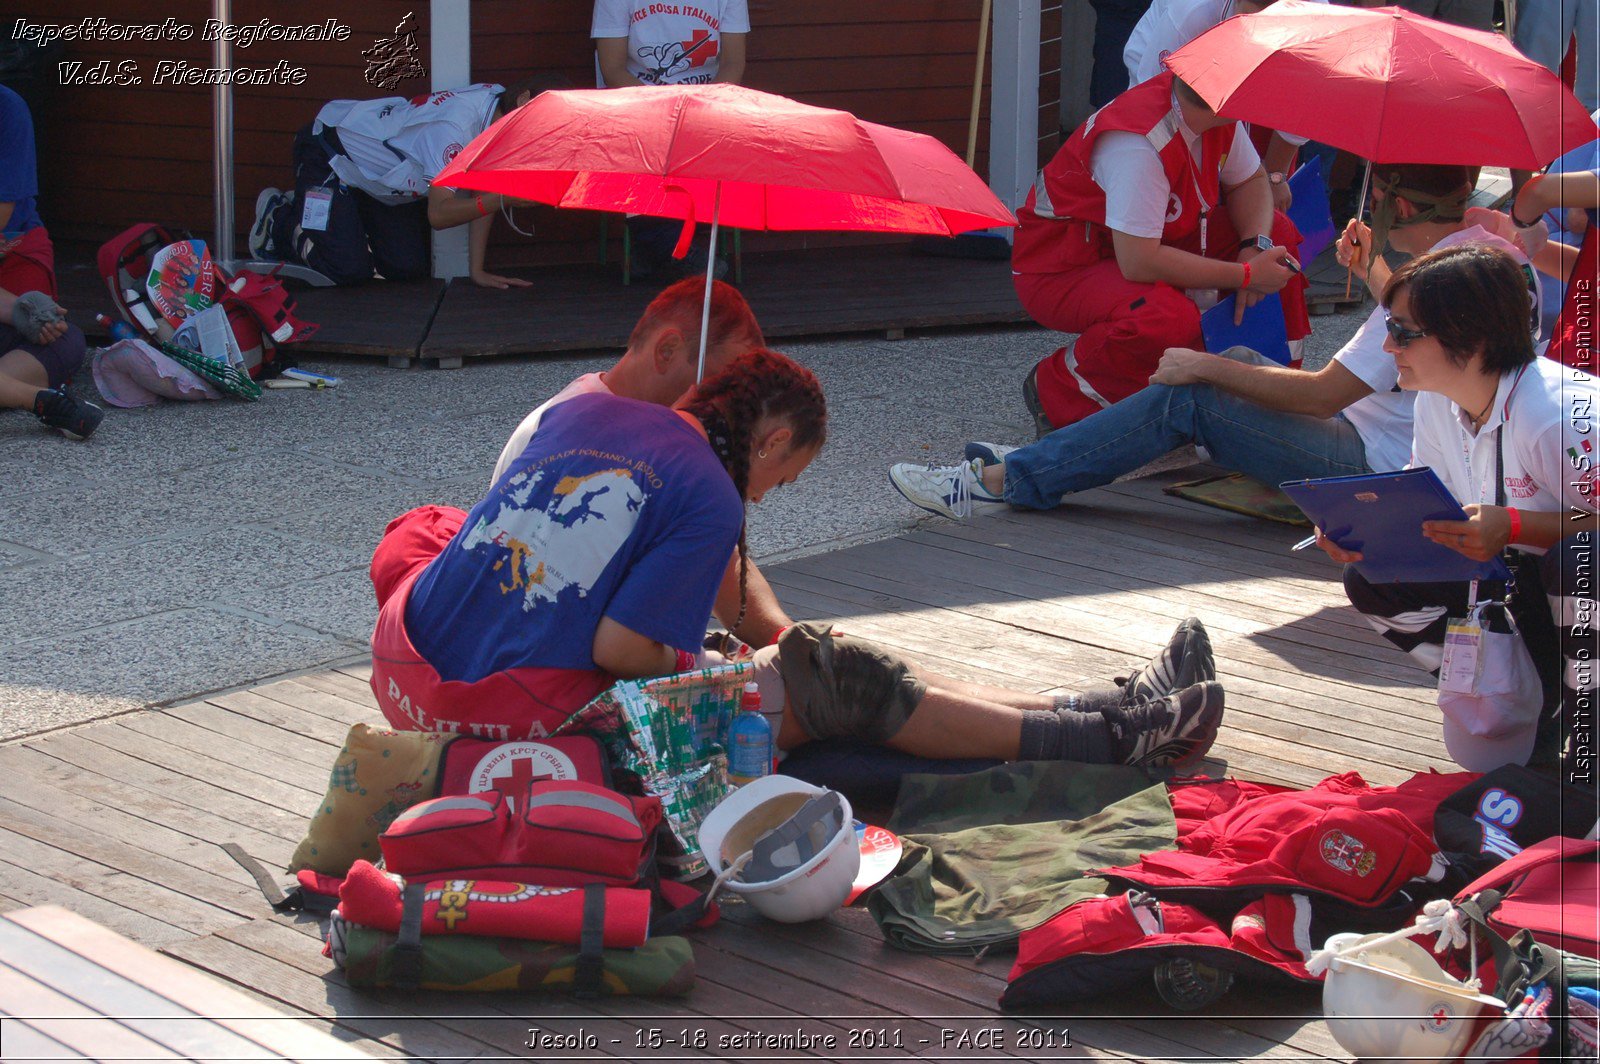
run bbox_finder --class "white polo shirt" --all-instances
[1412,358,1597,555]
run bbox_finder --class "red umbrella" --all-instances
[434,84,1016,376]
[1164,0,1598,169]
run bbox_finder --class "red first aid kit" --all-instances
[379,781,663,888]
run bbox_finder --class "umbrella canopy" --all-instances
[1164,0,1598,169]
[433,83,1016,237]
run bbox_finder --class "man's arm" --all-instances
[0,202,13,233]
[596,38,641,86]
[1221,168,1276,254]
[593,616,677,678]
[714,33,747,84]
[1149,347,1375,418]
[1111,229,1294,293]
[1260,134,1297,211]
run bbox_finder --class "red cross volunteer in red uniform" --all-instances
[1012,72,1310,429]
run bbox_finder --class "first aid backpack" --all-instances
[96,223,316,379]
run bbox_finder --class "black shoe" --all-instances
[1121,617,1215,704]
[33,388,104,440]
[1105,681,1224,770]
[1023,361,1055,439]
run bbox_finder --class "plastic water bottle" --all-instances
[727,682,772,786]
[94,313,137,342]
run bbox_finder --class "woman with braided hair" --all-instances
[369,348,822,743]
[372,348,1228,769]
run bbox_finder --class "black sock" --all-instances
[1018,687,1118,762]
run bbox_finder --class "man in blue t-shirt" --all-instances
[0,84,98,440]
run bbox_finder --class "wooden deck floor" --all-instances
[0,469,1450,1062]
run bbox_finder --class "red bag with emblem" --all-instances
[379,782,662,888]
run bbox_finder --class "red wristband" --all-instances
[769,625,791,647]
[1240,261,1252,290]
[1505,506,1522,545]
[673,649,696,673]
[475,194,488,217]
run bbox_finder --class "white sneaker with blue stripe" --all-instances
[889,458,1006,520]
[964,441,1019,467]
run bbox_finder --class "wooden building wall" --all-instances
[18,0,1016,268]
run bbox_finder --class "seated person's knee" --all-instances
[766,622,928,745]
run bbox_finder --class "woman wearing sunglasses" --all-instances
[1315,243,1597,786]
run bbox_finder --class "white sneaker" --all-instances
[964,441,1019,467]
[888,458,1007,520]
[249,187,288,259]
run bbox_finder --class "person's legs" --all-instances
[769,622,1225,769]
[0,325,100,438]
[1342,567,1471,672]
[279,125,375,285]
[1018,260,1205,428]
[358,196,431,282]
[1001,381,1370,509]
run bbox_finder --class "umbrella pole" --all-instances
[697,183,723,383]
[1345,160,1372,302]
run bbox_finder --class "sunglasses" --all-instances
[1383,315,1429,348]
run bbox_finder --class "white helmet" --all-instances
[697,775,860,923]
[1321,932,1505,1062]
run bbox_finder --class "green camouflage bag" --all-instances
[330,913,695,996]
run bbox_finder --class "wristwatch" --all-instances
[1236,233,1274,255]
[1267,171,1288,186]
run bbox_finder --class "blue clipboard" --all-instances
[1287,163,1336,265]
[1279,467,1512,584]
[1201,292,1291,365]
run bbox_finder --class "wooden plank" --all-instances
[233,676,382,730]
[90,718,325,804]
[0,860,194,948]
[157,698,345,767]
[0,958,189,1062]
[0,799,261,922]
[0,829,241,939]
[4,908,382,1060]
[0,745,301,866]
[21,733,310,844]
[192,688,354,746]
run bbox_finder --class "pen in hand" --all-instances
[1291,534,1318,551]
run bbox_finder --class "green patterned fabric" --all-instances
[335,918,695,995]
[868,762,1178,953]
[556,663,753,877]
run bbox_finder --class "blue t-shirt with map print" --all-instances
[405,393,744,683]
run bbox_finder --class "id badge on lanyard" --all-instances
[1439,580,1484,694]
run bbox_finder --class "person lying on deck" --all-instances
[889,164,1541,521]
[369,349,1227,770]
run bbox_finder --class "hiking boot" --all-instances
[1023,361,1056,439]
[964,440,1019,467]
[249,187,288,259]
[33,388,104,441]
[1104,681,1224,770]
[1121,617,1215,705]
[889,458,1006,520]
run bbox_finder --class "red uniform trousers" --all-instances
[0,226,57,299]
[1016,209,1309,429]
[368,505,612,742]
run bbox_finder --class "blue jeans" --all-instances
[1003,382,1371,510]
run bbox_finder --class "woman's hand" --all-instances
[1423,503,1511,561]
[1313,526,1364,564]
